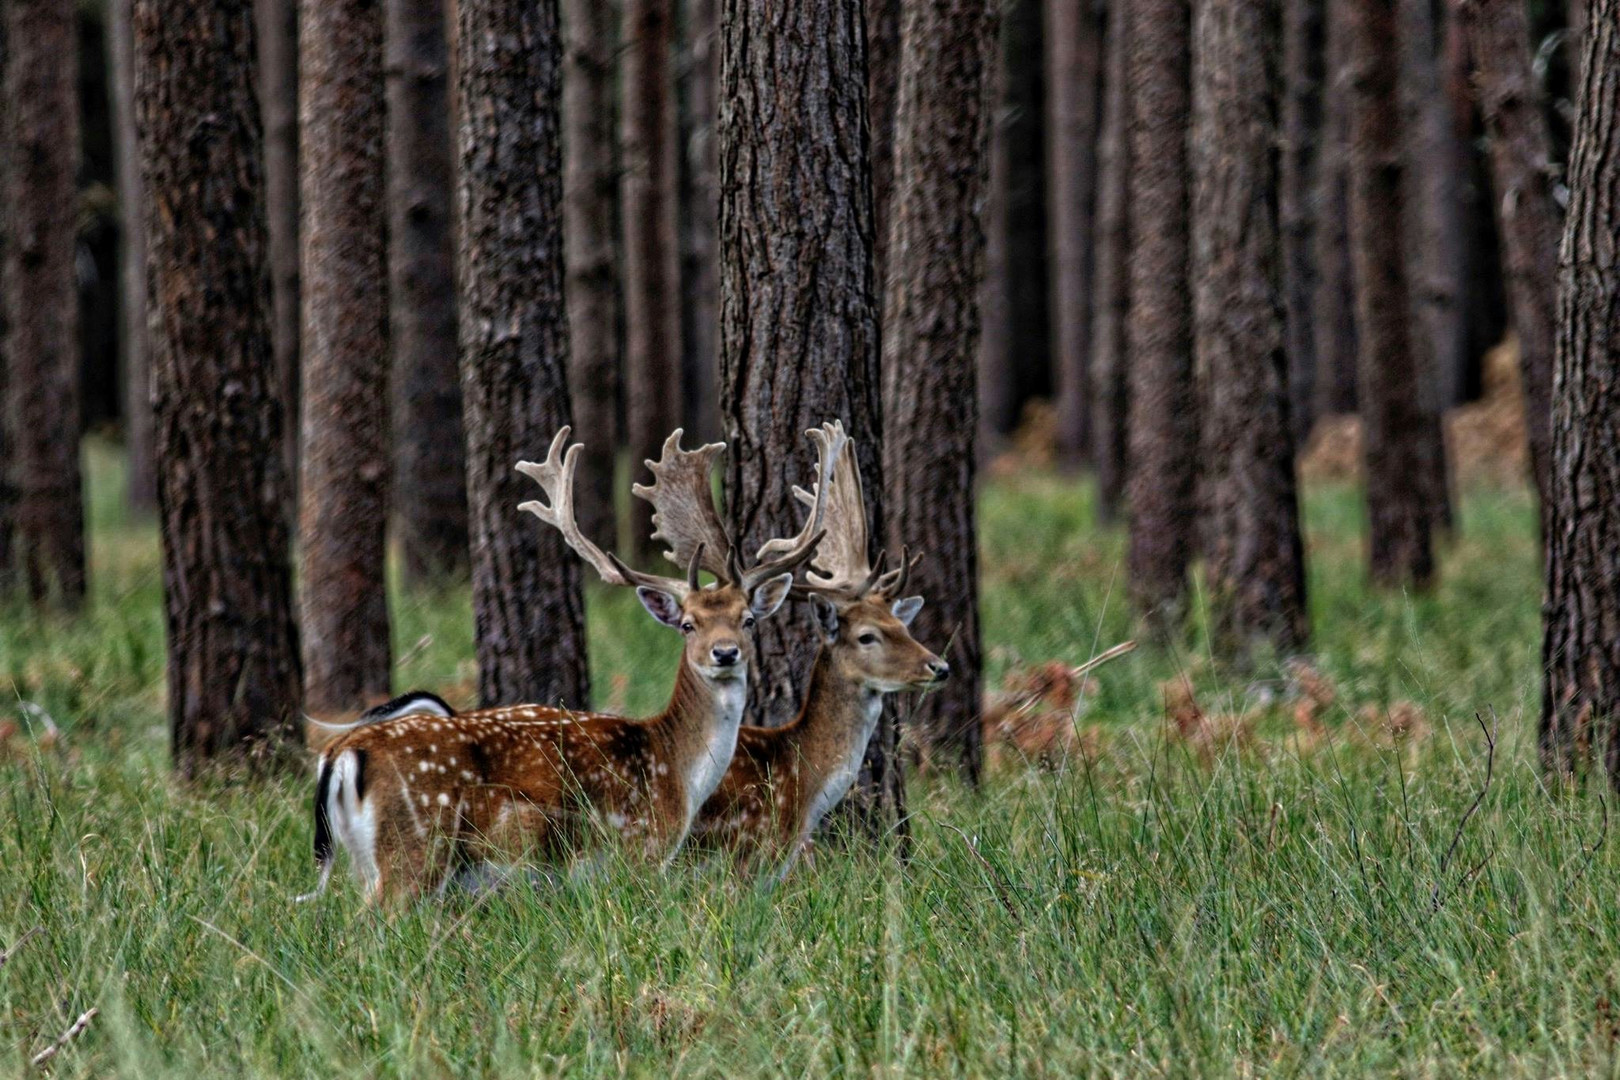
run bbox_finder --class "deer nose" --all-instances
[712,644,741,667]
[929,660,951,683]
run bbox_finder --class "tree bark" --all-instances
[1542,0,1620,779]
[2,0,86,607]
[883,0,998,782]
[458,0,590,709]
[867,0,902,290]
[135,0,303,771]
[623,0,682,565]
[1312,0,1359,416]
[1347,0,1435,587]
[388,0,469,584]
[1090,1,1131,524]
[677,0,719,442]
[256,0,302,501]
[1445,6,1505,402]
[1280,0,1323,446]
[1048,0,1103,467]
[562,0,621,542]
[1125,0,1197,621]
[0,12,11,587]
[110,0,156,513]
[1193,0,1309,659]
[1457,0,1560,515]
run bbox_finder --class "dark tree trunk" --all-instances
[562,0,621,542]
[1090,0,1131,524]
[458,0,590,709]
[388,0,469,584]
[677,0,719,442]
[135,0,303,771]
[977,105,1013,455]
[718,0,884,726]
[1445,7,1506,401]
[1312,0,1359,417]
[1048,0,1103,467]
[1542,0,1620,779]
[883,0,997,782]
[1347,0,1435,587]
[0,13,11,586]
[1458,0,1560,516]
[3,0,86,607]
[1125,0,1196,622]
[867,0,901,290]
[299,0,393,712]
[256,0,302,500]
[1280,0,1323,447]
[1193,0,1309,659]
[111,0,156,512]
[623,0,682,565]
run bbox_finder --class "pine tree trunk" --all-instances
[1125,0,1197,621]
[388,0,469,584]
[110,0,156,513]
[623,0,682,565]
[1347,0,1435,587]
[978,105,1013,455]
[1457,0,1560,515]
[256,0,302,500]
[1048,0,1103,467]
[867,0,901,289]
[1090,1,1132,524]
[0,12,12,587]
[2,0,86,608]
[1542,0,1620,778]
[1444,7,1505,402]
[1280,0,1323,447]
[1193,0,1309,659]
[135,0,304,772]
[677,0,719,442]
[299,0,393,712]
[562,0,621,542]
[1312,0,1359,417]
[883,0,997,783]
[458,0,590,709]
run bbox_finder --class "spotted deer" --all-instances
[305,426,836,903]
[690,422,947,876]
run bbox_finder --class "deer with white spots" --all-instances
[690,422,947,876]
[305,426,836,903]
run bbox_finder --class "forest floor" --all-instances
[1,441,1613,1077]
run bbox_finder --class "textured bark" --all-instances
[1312,0,1359,416]
[718,0,885,727]
[977,104,1013,454]
[867,0,902,289]
[1458,0,1560,515]
[562,0,621,541]
[883,0,997,781]
[111,0,156,512]
[1542,0,1620,778]
[135,0,303,770]
[299,0,393,712]
[623,0,682,565]
[1090,1,1132,524]
[1048,0,1103,466]
[0,13,10,586]
[1347,0,1435,587]
[3,0,86,607]
[1125,0,1197,621]
[256,0,302,498]
[388,0,469,583]
[1193,0,1308,658]
[1280,0,1323,446]
[458,0,590,709]
[677,0,719,442]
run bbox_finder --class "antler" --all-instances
[631,430,735,582]
[743,422,844,590]
[790,422,921,601]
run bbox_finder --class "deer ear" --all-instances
[809,594,840,643]
[890,595,924,627]
[636,586,685,628]
[748,573,793,620]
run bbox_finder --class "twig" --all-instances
[0,926,43,972]
[1431,711,1498,912]
[1070,640,1138,679]
[937,821,1022,924]
[1559,793,1609,909]
[30,1007,97,1067]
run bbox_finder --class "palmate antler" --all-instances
[790,420,919,601]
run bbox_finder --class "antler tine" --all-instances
[747,421,847,589]
[784,421,880,598]
[873,546,922,598]
[632,429,734,583]
[517,429,688,596]
[855,550,889,598]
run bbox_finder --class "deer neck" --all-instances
[790,646,885,836]
[655,655,748,824]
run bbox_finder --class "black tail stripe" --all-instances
[359,690,455,723]
[313,758,334,866]
[353,747,368,804]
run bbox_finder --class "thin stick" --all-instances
[1070,639,1138,678]
[1431,711,1498,912]
[937,821,1022,924]
[0,926,42,972]
[31,1007,97,1066]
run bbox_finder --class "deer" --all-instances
[688,421,949,877]
[304,425,836,903]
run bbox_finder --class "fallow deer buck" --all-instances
[305,426,835,903]
[689,422,948,876]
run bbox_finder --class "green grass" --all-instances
[2,442,1614,1077]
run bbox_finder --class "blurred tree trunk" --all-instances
[2,0,86,608]
[0,14,11,587]
[1125,0,1196,622]
[110,0,156,513]
[623,0,681,565]
[1048,0,1102,467]
[867,0,901,289]
[299,0,392,712]
[883,0,997,783]
[256,0,302,500]
[1312,0,1358,417]
[1445,8,1506,401]
[563,0,621,541]
[388,0,468,584]
[677,0,719,441]
[1090,0,1131,524]
[1542,0,1619,778]
[458,0,590,709]
[135,0,303,771]
[1193,0,1308,658]
[1347,0,1435,588]
[1458,0,1559,517]
[1280,0,1323,447]
[977,110,1012,455]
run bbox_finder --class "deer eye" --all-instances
[680,621,696,635]
[743,615,756,630]
[858,632,879,646]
